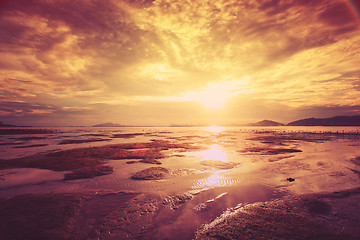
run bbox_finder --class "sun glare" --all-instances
[192,172,228,188]
[193,83,233,109]
[166,77,251,110]
[195,144,228,162]
[203,126,226,133]
[185,81,239,109]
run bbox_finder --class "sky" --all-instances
[0,0,360,126]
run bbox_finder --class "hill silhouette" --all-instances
[248,120,284,126]
[287,116,360,126]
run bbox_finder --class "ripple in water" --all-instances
[191,172,242,189]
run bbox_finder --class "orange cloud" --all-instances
[0,0,359,126]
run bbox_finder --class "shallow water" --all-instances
[1,126,360,195]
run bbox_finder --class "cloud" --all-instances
[319,1,358,26]
[0,0,359,125]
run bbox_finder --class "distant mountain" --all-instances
[93,122,127,127]
[248,120,285,126]
[287,116,360,126]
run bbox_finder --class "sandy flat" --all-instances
[1,127,360,239]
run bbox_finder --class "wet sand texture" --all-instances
[131,166,171,180]
[0,129,58,135]
[196,205,345,240]
[239,147,302,155]
[0,193,89,240]
[1,188,360,240]
[1,128,360,239]
[12,144,49,148]
[0,191,189,240]
[58,138,111,145]
[0,140,197,180]
[111,133,144,138]
[195,188,360,240]
[64,165,114,180]
[200,160,240,169]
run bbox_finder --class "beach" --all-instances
[1,126,360,239]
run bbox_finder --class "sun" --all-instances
[187,81,238,109]
[193,84,232,109]
[167,77,250,110]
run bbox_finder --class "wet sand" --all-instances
[1,127,360,239]
[195,187,360,240]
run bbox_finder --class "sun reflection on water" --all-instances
[191,134,241,189]
[191,172,239,189]
[192,172,223,188]
[195,144,228,162]
[203,126,226,133]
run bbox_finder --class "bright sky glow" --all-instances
[166,78,251,109]
[1,0,359,126]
